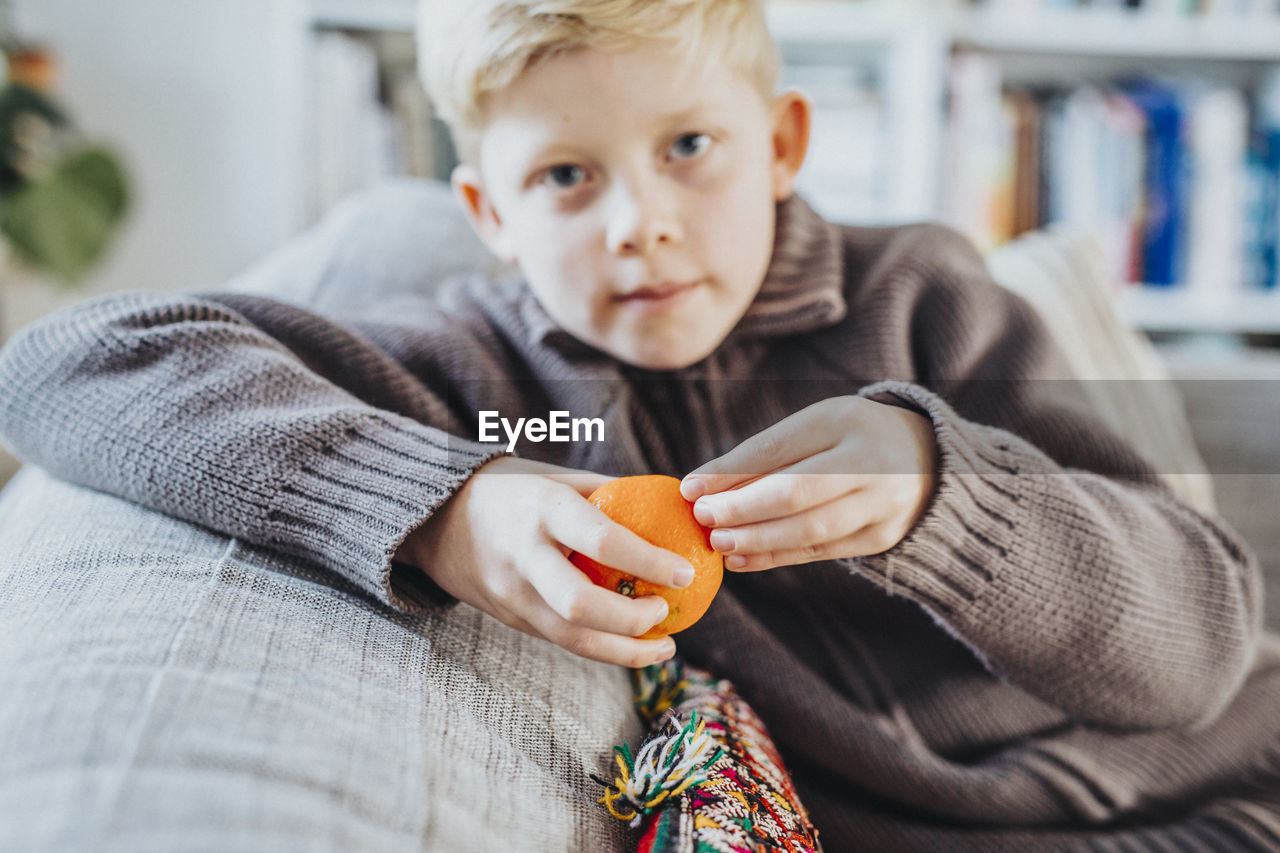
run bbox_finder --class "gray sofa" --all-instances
[1,179,1274,851]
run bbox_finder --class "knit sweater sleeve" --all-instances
[0,290,506,614]
[844,226,1263,732]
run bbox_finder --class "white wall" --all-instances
[10,0,313,301]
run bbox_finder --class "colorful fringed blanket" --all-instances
[594,659,823,853]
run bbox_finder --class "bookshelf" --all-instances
[1118,287,1280,335]
[304,0,1280,336]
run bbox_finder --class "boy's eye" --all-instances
[542,164,586,189]
[669,133,711,160]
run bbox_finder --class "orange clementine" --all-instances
[570,474,723,640]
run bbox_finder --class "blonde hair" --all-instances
[417,0,780,162]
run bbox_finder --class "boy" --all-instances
[0,0,1276,848]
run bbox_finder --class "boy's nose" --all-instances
[605,182,683,256]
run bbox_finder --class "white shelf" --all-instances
[1117,287,1280,335]
[1156,338,1280,378]
[955,8,1280,61]
[767,3,1280,61]
[310,0,416,31]
[308,1,1280,61]
[308,0,935,41]
[766,3,939,47]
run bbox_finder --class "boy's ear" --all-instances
[769,90,811,201]
[451,164,517,263]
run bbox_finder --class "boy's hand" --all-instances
[396,457,691,668]
[681,397,938,573]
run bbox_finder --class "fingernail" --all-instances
[726,555,748,570]
[673,562,695,588]
[693,498,717,527]
[709,529,735,552]
[681,478,706,501]
[652,598,669,622]
[657,641,676,662]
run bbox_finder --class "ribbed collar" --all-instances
[519,194,847,358]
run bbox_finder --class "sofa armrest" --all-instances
[0,466,640,851]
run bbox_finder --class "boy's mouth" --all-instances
[615,280,701,303]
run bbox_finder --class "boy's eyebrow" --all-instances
[652,102,730,127]
[517,141,589,175]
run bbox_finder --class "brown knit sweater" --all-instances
[1,196,1276,850]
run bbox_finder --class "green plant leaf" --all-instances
[0,145,129,283]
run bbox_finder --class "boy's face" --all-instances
[453,40,809,370]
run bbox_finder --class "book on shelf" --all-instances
[388,68,435,182]
[1122,78,1187,289]
[1245,67,1280,291]
[314,31,399,218]
[941,52,1280,297]
[782,62,887,226]
[313,30,454,222]
[1041,85,1146,287]
[1008,89,1041,238]
[942,50,1018,252]
[1184,83,1248,299]
[1246,128,1280,292]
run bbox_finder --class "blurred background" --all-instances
[0,0,1277,620]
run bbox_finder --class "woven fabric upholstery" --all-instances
[0,466,642,852]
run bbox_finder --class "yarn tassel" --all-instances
[592,710,725,828]
[632,659,690,724]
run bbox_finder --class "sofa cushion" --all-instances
[225,178,512,314]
